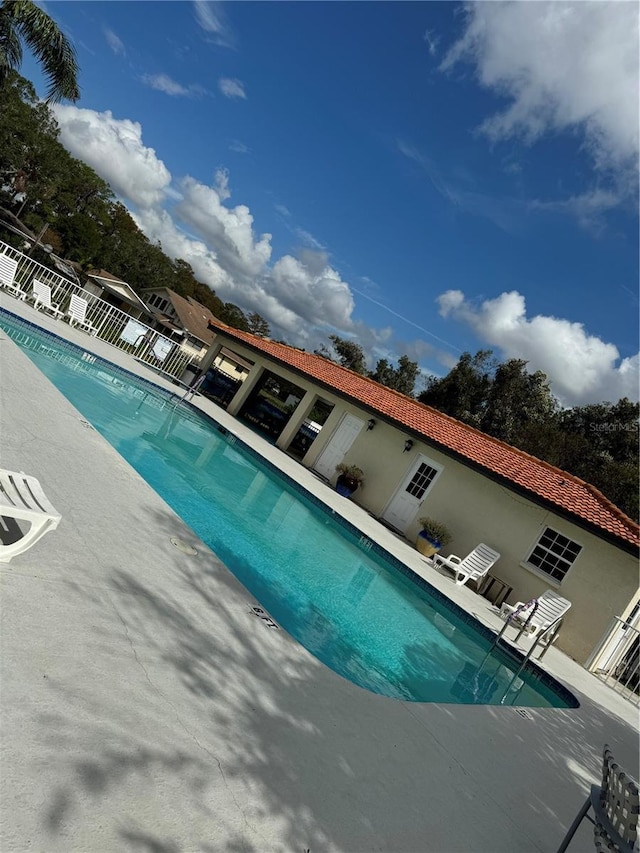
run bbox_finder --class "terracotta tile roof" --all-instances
[207,318,640,551]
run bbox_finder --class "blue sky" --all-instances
[26,1,639,405]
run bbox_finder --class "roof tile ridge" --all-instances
[580,481,640,533]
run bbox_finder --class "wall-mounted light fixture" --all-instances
[367,418,376,431]
[403,439,414,453]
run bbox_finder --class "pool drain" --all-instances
[170,537,198,555]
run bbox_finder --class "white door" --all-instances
[382,454,442,533]
[314,414,364,480]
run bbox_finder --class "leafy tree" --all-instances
[419,350,494,427]
[314,344,332,360]
[0,0,80,102]
[480,359,557,446]
[553,399,639,520]
[220,302,249,331]
[369,358,394,387]
[369,354,419,396]
[327,334,367,374]
[0,72,62,210]
[419,350,638,519]
[192,280,225,317]
[54,212,102,266]
[558,399,639,464]
[171,258,197,297]
[246,312,270,337]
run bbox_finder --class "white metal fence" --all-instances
[0,240,199,380]
[587,615,640,706]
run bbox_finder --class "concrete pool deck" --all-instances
[1,293,638,853]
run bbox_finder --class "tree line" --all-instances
[316,339,638,521]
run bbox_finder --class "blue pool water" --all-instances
[1,310,577,708]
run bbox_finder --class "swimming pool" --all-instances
[0,309,578,708]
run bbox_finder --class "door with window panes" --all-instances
[382,455,442,533]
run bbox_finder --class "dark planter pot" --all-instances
[336,474,359,497]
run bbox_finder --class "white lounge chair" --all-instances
[31,279,64,319]
[432,543,501,588]
[0,469,62,563]
[0,253,26,300]
[65,293,97,335]
[500,589,572,639]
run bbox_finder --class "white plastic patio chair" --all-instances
[432,543,501,588]
[556,743,638,852]
[0,252,26,300]
[0,468,62,563]
[31,279,64,319]
[500,589,572,639]
[65,293,97,335]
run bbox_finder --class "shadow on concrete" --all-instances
[30,503,638,852]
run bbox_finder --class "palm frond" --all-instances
[0,5,24,85]
[2,0,79,102]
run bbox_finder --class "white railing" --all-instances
[0,240,199,380]
[587,616,640,706]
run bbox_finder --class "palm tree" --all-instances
[0,0,79,102]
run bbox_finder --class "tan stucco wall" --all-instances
[206,334,640,665]
[214,352,250,380]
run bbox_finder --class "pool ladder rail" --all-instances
[476,599,566,705]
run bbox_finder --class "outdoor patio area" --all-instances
[1,292,638,852]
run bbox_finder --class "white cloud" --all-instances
[423,29,439,58]
[103,27,124,55]
[132,207,230,290]
[437,289,639,405]
[141,73,205,98]
[134,205,355,345]
[193,0,235,48]
[229,139,249,154]
[213,168,231,201]
[173,176,272,282]
[529,188,625,236]
[441,2,639,174]
[52,105,171,208]
[218,77,246,100]
[270,252,355,330]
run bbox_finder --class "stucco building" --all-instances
[196,318,639,669]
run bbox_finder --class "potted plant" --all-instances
[416,517,452,558]
[335,463,364,497]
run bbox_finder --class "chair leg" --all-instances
[555,795,592,853]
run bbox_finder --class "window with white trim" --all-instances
[525,527,582,583]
